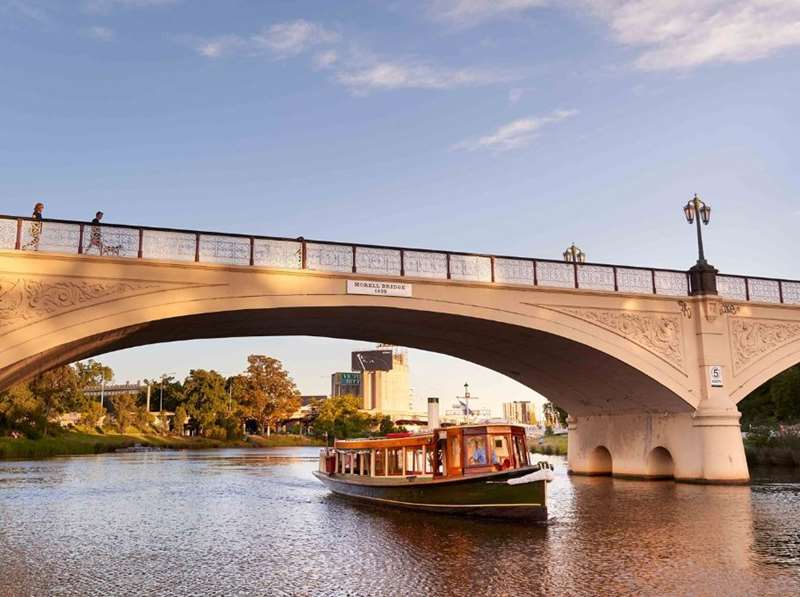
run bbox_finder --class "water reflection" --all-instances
[0,449,798,596]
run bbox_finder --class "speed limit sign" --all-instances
[708,366,724,388]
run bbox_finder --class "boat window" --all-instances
[374,449,385,476]
[360,451,370,476]
[490,435,511,470]
[449,434,461,470]
[405,446,423,475]
[434,438,446,475]
[513,435,528,467]
[387,448,403,476]
[465,435,488,467]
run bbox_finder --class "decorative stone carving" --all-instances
[547,306,685,370]
[0,277,161,332]
[730,317,800,373]
[677,300,692,319]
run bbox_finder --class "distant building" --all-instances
[331,372,362,397]
[502,401,537,425]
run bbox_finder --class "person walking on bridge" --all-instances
[85,211,104,255]
[21,202,44,251]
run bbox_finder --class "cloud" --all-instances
[0,0,50,22]
[83,0,178,13]
[190,20,339,61]
[335,59,518,92]
[428,0,549,26]
[314,49,338,69]
[454,108,577,152]
[251,20,339,58]
[193,35,244,58]
[508,87,524,104]
[188,21,516,93]
[85,25,115,41]
[583,0,800,70]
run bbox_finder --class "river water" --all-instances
[0,448,798,596]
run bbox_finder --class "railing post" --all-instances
[194,233,200,262]
[250,237,255,266]
[745,278,750,301]
[301,240,307,269]
[651,270,657,294]
[532,260,538,286]
[352,246,357,273]
[15,218,22,250]
[490,256,495,283]
[137,228,144,259]
[779,280,784,304]
[78,224,84,254]
[613,266,618,291]
[400,249,405,277]
[446,254,451,279]
[573,262,579,289]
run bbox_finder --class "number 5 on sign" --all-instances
[708,366,724,388]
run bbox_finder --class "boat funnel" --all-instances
[427,397,440,430]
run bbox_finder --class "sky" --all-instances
[2,0,799,415]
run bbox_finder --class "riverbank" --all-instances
[0,431,324,460]
[530,434,568,456]
[744,429,800,468]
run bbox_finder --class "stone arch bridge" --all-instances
[2,214,800,483]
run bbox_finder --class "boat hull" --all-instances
[313,467,547,521]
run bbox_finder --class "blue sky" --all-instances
[2,1,799,414]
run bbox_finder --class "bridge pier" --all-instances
[567,405,749,484]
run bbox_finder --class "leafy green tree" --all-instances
[0,383,45,437]
[75,360,113,391]
[109,394,137,433]
[740,364,800,428]
[183,369,228,436]
[240,355,301,436]
[80,400,107,428]
[27,365,81,434]
[173,404,188,435]
[314,394,375,440]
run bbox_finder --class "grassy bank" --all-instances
[530,434,568,456]
[0,431,323,460]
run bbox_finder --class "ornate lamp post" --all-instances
[683,194,718,296]
[563,243,586,263]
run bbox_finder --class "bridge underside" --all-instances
[2,306,690,417]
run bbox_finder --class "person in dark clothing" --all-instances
[21,202,44,250]
[85,211,104,254]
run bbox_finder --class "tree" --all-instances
[183,369,228,437]
[80,400,107,428]
[109,394,137,433]
[240,355,301,436]
[27,365,81,434]
[75,360,113,391]
[314,394,375,440]
[740,364,800,428]
[0,383,45,437]
[173,404,188,435]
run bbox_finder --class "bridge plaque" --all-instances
[347,280,412,297]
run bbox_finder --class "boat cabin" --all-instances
[320,425,530,479]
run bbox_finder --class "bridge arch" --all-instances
[0,252,701,416]
[588,446,613,475]
[646,447,675,479]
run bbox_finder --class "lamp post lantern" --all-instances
[683,194,718,296]
[563,243,586,263]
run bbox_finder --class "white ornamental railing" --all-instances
[1,214,797,304]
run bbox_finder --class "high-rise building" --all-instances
[331,372,362,397]
[502,401,536,425]
[348,347,415,417]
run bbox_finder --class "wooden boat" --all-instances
[313,422,552,520]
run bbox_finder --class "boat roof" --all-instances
[333,423,527,450]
